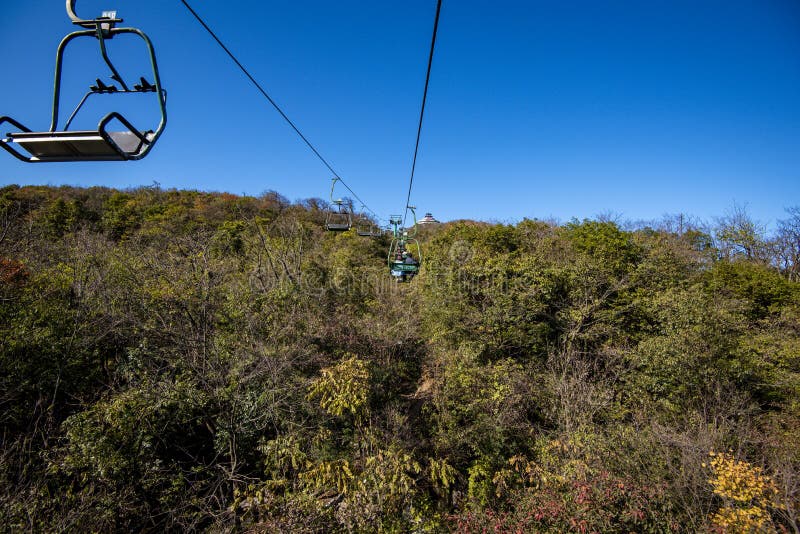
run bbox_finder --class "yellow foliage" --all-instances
[259,434,307,480]
[711,506,772,534]
[358,448,421,499]
[300,459,354,495]
[705,450,781,533]
[307,355,370,417]
[428,457,458,493]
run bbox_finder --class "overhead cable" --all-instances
[178,0,382,222]
[403,0,442,227]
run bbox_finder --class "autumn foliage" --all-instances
[1,184,799,532]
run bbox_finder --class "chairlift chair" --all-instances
[324,177,353,231]
[388,209,422,282]
[388,238,422,282]
[0,1,167,162]
[355,210,381,237]
[326,199,352,232]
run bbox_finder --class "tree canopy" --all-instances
[1,184,798,532]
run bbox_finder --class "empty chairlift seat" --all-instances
[355,212,382,237]
[325,200,352,231]
[324,178,353,231]
[2,116,157,162]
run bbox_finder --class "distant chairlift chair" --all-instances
[356,211,382,237]
[0,1,167,162]
[326,199,353,232]
[324,177,353,231]
[388,208,422,282]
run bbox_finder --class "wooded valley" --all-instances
[1,184,798,532]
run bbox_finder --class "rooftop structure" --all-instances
[418,212,440,225]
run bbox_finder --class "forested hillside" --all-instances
[1,184,798,532]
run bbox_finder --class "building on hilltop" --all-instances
[418,212,440,225]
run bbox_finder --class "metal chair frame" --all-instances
[325,177,353,231]
[0,2,167,162]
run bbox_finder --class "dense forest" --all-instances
[1,184,798,532]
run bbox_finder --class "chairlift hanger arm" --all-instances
[66,0,123,29]
[49,27,166,135]
[329,177,353,210]
[405,206,419,238]
[65,0,130,92]
[329,177,341,204]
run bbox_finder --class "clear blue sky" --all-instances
[1,1,798,226]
